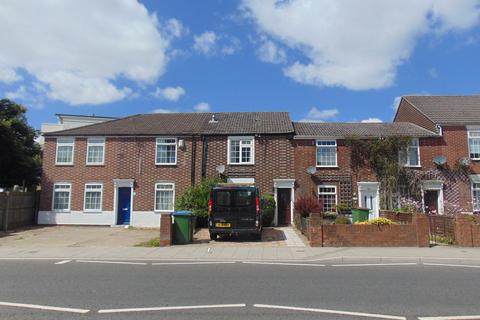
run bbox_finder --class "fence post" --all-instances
[3,192,11,231]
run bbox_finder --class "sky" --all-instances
[1,0,480,130]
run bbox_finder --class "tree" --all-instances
[0,99,41,189]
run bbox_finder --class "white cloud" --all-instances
[0,68,22,83]
[152,107,179,113]
[243,0,480,90]
[257,39,287,64]
[5,83,47,108]
[299,107,339,122]
[194,31,217,55]
[361,117,383,123]
[162,18,186,39]
[154,86,186,101]
[0,0,174,105]
[194,102,210,112]
[193,31,240,56]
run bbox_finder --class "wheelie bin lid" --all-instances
[173,211,193,216]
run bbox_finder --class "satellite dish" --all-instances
[459,157,470,166]
[216,164,225,174]
[306,166,316,175]
[433,155,447,166]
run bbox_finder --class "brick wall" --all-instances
[394,98,437,132]
[309,214,429,247]
[454,214,480,247]
[159,213,172,246]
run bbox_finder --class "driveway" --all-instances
[0,226,158,248]
[193,227,306,247]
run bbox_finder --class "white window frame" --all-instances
[86,137,105,165]
[468,130,480,160]
[155,137,177,165]
[154,183,175,212]
[52,183,72,212]
[472,182,480,212]
[402,138,421,167]
[317,185,337,212]
[55,137,75,165]
[83,183,103,212]
[228,136,255,165]
[316,140,337,167]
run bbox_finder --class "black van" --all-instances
[208,184,262,240]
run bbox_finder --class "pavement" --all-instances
[0,225,479,264]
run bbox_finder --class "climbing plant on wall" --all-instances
[345,136,415,210]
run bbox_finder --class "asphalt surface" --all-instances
[0,260,479,319]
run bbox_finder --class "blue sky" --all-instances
[1,0,480,129]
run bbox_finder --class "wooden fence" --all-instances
[0,192,39,231]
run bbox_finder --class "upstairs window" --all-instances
[86,137,105,165]
[316,140,337,167]
[156,138,177,165]
[56,137,74,165]
[52,183,71,211]
[400,138,421,167]
[318,185,337,212]
[228,136,254,164]
[155,183,175,211]
[84,183,103,212]
[469,131,480,160]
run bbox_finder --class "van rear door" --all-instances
[212,187,257,229]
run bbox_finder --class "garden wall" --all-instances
[308,214,429,247]
[454,214,480,247]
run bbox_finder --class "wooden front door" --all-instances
[277,189,291,225]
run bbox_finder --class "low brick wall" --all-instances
[309,214,429,247]
[379,211,413,224]
[159,213,172,246]
[454,214,480,247]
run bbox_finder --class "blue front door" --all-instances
[117,187,131,225]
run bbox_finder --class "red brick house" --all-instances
[39,112,295,227]
[293,122,438,217]
[395,96,480,214]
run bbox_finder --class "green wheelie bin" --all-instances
[352,208,370,223]
[173,211,196,244]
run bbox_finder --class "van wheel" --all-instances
[209,233,217,241]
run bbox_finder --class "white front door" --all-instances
[361,191,378,219]
[358,182,380,219]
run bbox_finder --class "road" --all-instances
[0,259,479,319]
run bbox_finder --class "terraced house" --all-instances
[39,112,296,227]
[395,96,480,214]
[39,95,480,228]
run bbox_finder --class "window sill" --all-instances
[404,165,422,168]
[155,163,177,166]
[154,210,174,214]
[83,210,102,213]
[53,210,71,213]
[228,163,255,166]
[55,163,74,166]
[316,165,339,168]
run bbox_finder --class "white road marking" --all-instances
[152,261,236,266]
[98,303,246,314]
[242,261,326,267]
[331,263,417,267]
[253,304,406,320]
[0,301,89,314]
[76,260,147,265]
[54,260,71,265]
[423,263,480,268]
[418,316,480,320]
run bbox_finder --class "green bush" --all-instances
[335,216,351,224]
[261,193,276,227]
[176,177,223,227]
